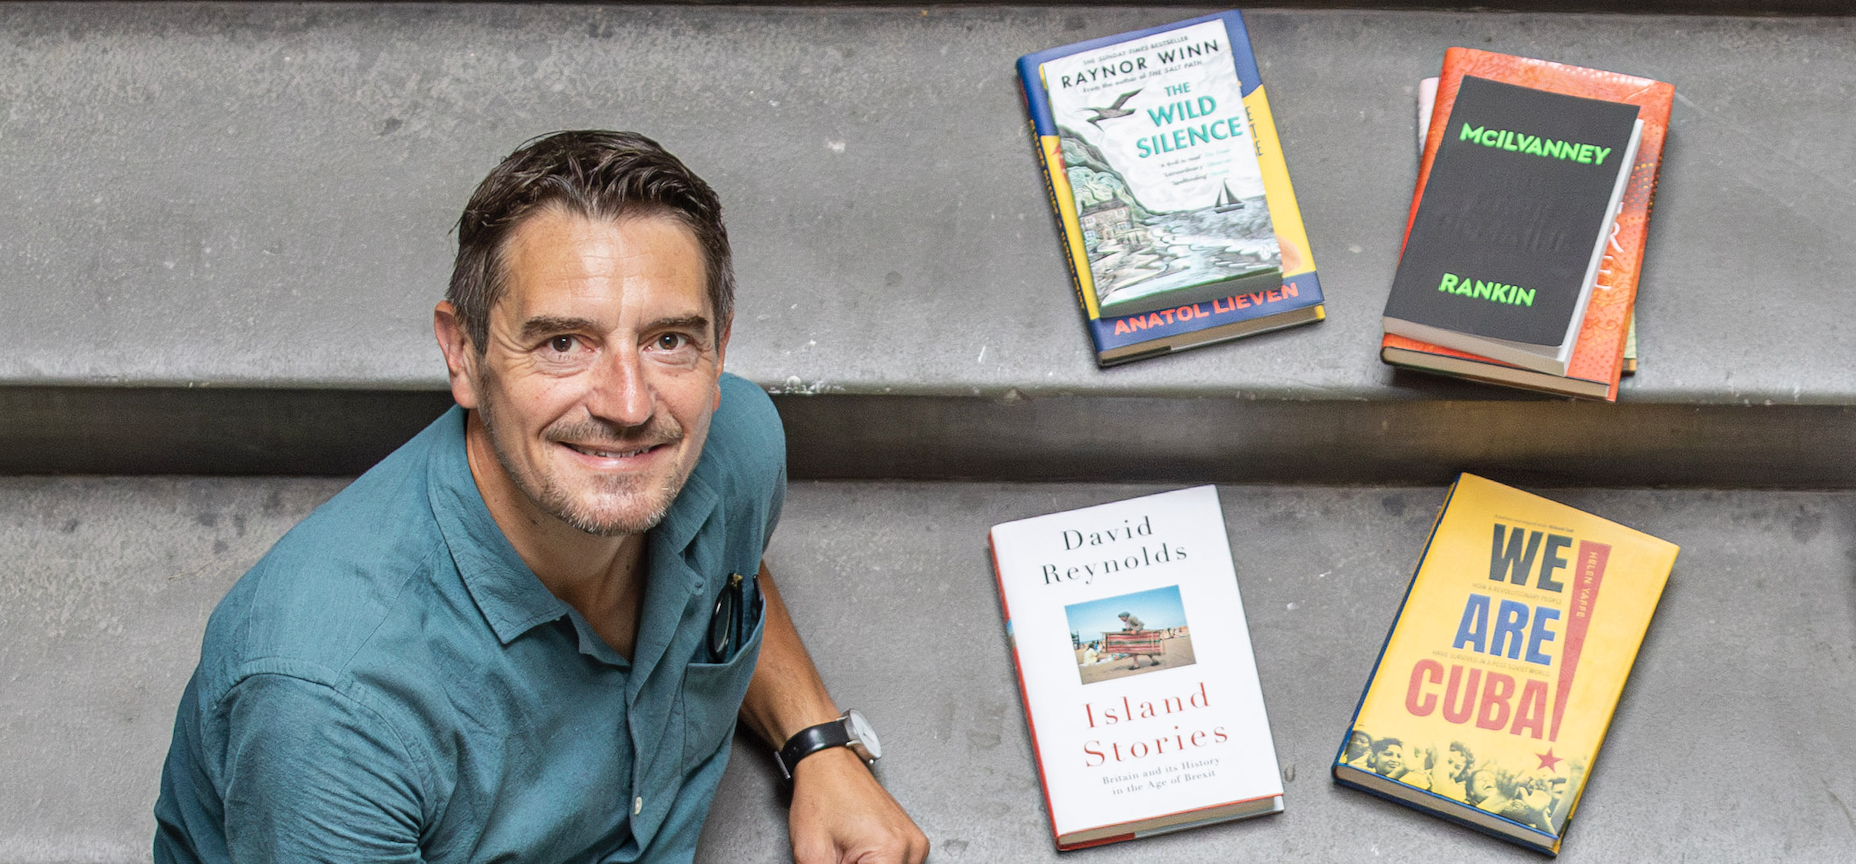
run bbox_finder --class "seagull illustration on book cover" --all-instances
[1084,89,1143,127]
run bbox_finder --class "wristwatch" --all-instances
[776,709,881,781]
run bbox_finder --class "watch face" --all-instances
[845,709,881,761]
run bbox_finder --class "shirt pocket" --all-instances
[679,604,764,768]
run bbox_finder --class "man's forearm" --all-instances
[737,562,932,864]
[739,561,841,747]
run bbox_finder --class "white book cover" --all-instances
[988,486,1283,848]
[1038,18,1282,317]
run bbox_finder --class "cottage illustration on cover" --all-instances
[1041,18,1282,318]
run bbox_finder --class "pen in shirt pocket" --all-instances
[707,571,762,663]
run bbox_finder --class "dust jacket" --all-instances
[1383,75,1642,376]
[989,486,1283,849]
[1334,474,1677,855]
[1018,11,1324,366]
[1383,53,1675,400]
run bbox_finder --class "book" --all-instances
[989,486,1283,849]
[1621,316,1638,375]
[1333,474,1678,855]
[1385,57,1673,399]
[1018,11,1325,366]
[1383,71,1643,376]
[1396,75,1641,394]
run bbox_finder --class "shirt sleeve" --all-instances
[713,374,786,553]
[762,459,786,552]
[219,672,427,863]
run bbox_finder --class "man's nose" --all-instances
[584,343,654,429]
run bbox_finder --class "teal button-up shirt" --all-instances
[154,374,785,863]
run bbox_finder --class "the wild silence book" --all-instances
[1383,73,1644,377]
[989,486,1282,849]
[1018,11,1324,366]
[1384,53,1674,399]
[1333,474,1678,855]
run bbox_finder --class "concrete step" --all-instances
[3,476,1851,862]
[2,6,1854,483]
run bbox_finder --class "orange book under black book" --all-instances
[1381,49,1674,401]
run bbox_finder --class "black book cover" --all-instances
[1385,76,1640,347]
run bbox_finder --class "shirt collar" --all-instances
[425,405,723,648]
[427,406,571,645]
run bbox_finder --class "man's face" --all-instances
[450,208,726,536]
[1470,770,1498,799]
[1445,747,1467,777]
[1346,732,1369,759]
[1375,744,1405,775]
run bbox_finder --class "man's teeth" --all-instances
[570,444,650,458]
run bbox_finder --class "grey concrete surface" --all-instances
[0,477,349,863]
[4,477,1852,861]
[1,5,1853,405]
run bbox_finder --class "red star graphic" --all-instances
[1536,748,1563,771]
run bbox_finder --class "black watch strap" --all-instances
[777,718,851,781]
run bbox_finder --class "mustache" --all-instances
[544,415,684,450]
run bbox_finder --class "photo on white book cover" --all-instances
[1065,585,1197,685]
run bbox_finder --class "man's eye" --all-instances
[655,333,688,350]
[548,336,574,353]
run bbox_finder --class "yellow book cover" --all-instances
[1333,474,1677,855]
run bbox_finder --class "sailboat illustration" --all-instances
[1213,180,1244,213]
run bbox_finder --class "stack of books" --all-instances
[1017,11,1326,367]
[1380,49,1674,401]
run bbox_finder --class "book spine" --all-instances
[1024,116,1093,326]
[988,536,1068,849]
[1018,53,1112,361]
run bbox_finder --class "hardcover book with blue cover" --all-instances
[1018,11,1324,366]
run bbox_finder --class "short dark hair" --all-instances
[447,130,734,351]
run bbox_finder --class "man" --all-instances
[154,131,929,864]
[1371,738,1430,790]
[1500,767,1561,833]
[1115,611,1159,669]
[1430,740,1473,801]
[1467,767,1509,811]
[1339,730,1374,769]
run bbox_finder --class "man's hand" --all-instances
[736,563,928,864]
[789,747,929,864]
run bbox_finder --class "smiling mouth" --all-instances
[561,442,663,459]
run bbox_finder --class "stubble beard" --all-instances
[477,387,691,537]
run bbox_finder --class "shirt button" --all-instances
[634,796,643,815]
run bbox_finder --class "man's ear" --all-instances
[434,301,481,409]
[712,320,732,411]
